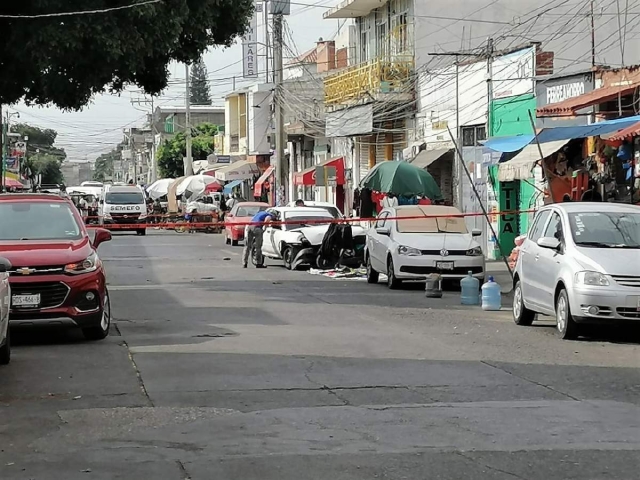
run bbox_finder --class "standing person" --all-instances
[242,210,273,269]
[226,194,238,211]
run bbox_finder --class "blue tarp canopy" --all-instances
[484,115,640,153]
[223,179,243,195]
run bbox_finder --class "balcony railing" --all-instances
[324,56,414,106]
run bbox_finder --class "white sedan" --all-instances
[366,205,485,288]
[0,257,11,365]
[262,206,366,270]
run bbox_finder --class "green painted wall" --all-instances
[489,93,537,253]
[490,94,537,138]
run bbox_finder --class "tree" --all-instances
[0,1,253,110]
[190,58,212,106]
[93,148,122,182]
[12,123,66,186]
[157,123,219,178]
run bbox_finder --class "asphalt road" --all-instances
[2,230,640,479]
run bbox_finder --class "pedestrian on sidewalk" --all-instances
[243,210,273,268]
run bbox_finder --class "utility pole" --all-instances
[185,63,194,176]
[273,13,285,205]
[486,37,494,138]
[264,4,270,83]
[130,94,158,183]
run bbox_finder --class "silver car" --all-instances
[512,202,640,339]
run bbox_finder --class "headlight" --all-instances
[65,252,101,275]
[575,271,609,286]
[398,245,422,256]
[466,246,483,256]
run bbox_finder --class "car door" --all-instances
[369,212,390,271]
[226,205,238,236]
[519,210,551,309]
[534,210,565,314]
[0,269,9,338]
[263,210,281,258]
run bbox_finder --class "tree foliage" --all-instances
[157,123,219,178]
[12,123,66,185]
[190,58,212,106]
[93,147,123,182]
[0,1,253,110]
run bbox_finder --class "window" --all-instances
[461,125,487,147]
[569,211,640,248]
[283,213,334,231]
[105,192,144,205]
[236,206,267,217]
[543,212,563,241]
[0,202,82,241]
[528,210,551,242]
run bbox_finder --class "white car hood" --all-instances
[292,225,367,246]
[393,232,478,251]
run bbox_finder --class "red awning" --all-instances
[607,121,640,141]
[204,181,223,193]
[537,82,640,117]
[293,157,345,186]
[254,166,274,197]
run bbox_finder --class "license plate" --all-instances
[12,294,41,307]
[437,261,454,270]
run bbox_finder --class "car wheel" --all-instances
[83,289,111,341]
[366,255,379,284]
[283,247,294,270]
[0,328,10,365]
[556,288,579,340]
[513,279,536,326]
[386,257,402,290]
[137,229,146,236]
[231,237,239,246]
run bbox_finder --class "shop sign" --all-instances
[216,155,231,164]
[546,82,585,104]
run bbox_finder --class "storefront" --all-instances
[486,115,640,211]
[215,160,261,200]
[293,157,346,213]
[536,71,594,129]
[253,166,275,205]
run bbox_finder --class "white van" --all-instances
[99,185,148,235]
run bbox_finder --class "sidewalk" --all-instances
[486,260,514,294]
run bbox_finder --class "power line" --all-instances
[0,0,162,19]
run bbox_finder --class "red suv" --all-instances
[0,194,113,340]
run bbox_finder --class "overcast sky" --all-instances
[10,1,342,162]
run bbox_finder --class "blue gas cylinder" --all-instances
[481,276,502,311]
[460,271,480,305]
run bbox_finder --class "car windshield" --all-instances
[105,192,144,205]
[236,206,267,217]
[396,210,468,234]
[0,202,82,240]
[305,205,341,218]
[569,211,640,248]
[284,213,334,230]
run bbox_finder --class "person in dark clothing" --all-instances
[359,188,374,219]
[353,188,361,216]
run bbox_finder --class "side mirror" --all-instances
[537,236,561,251]
[471,228,482,237]
[0,257,11,273]
[92,228,112,249]
[376,227,390,236]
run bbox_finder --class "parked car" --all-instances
[224,201,270,246]
[365,205,485,289]
[0,257,11,365]
[0,193,113,340]
[513,202,640,339]
[262,206,366,270]
[286,200,342,219]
